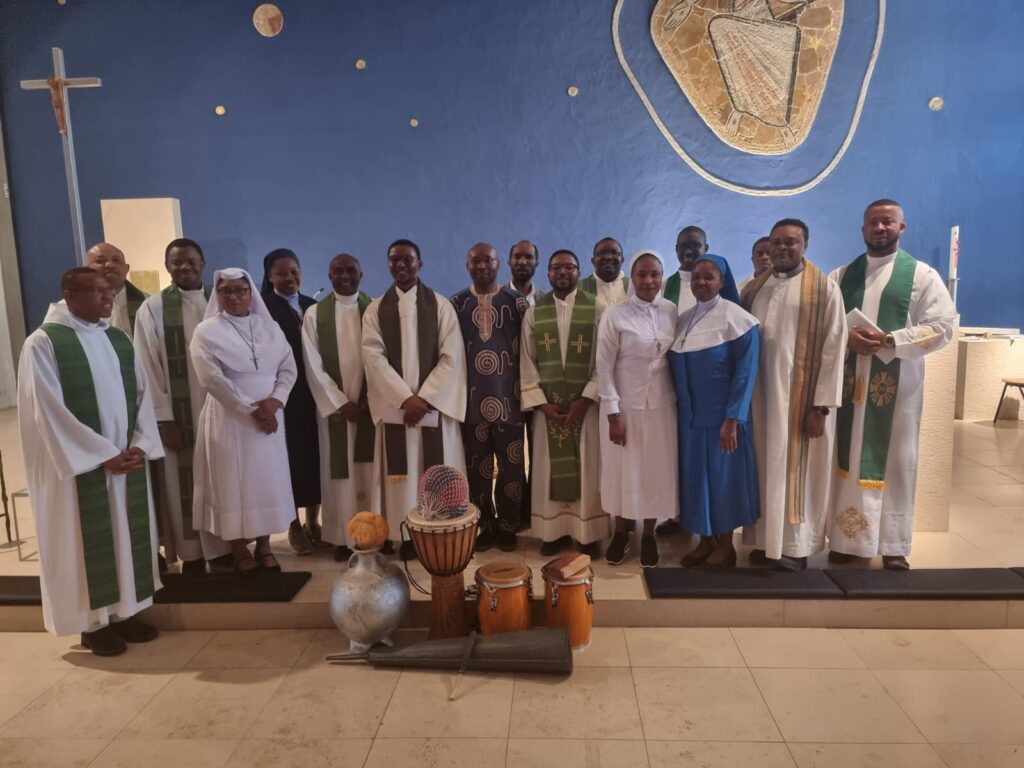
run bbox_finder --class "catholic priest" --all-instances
[521,249,610,557]
[661,225,707,316]
[18,267,163,656]
[741,219,847,570]
[737,236,773,294]
[507,239,544,306]
[578,237,628,311]
[302,253,375,561]
[361,239,467,556]
[828,200,957,570]
[86,241,148,337]
[133,238,230,576]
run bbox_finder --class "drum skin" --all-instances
[542,566,594,650]
[475,561,532,635]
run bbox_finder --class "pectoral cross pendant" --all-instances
[252,354,260,370]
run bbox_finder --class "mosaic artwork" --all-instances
[651,0,844,154]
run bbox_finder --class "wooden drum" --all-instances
[475,561,533,635]
[542,565,594,650]
[405,505,479,640]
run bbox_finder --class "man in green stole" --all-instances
[579,237,629,311]
[18,268,163,656]
[828,200,957,570]
[521,249,610,557]
[86,242,148,338]
[362,239,468,558]
[134,239,231,576]
[303,254,376,561]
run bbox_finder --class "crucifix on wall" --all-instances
[20,47,102,265]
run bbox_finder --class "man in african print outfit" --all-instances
[452,242,529,552]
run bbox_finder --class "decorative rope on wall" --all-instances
[611,0,886,196]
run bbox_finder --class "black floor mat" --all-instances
[644,567,844,599]
[825,568,1024,599]
[154,571,312,603]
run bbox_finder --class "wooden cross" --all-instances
[569,334,589,355]
[20,48,102,264]
[538,333,558,353]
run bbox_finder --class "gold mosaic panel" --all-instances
[651,0,843,155]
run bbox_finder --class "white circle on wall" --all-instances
[409,118,419,128]
[567,86,580,97]
[253,4,284,37]
[928,96,944,112]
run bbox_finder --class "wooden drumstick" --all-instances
[449,630,478,701]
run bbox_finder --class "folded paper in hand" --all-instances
[846,308,895,364]
[381,407,440,428]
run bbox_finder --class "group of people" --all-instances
[17,197,957,655]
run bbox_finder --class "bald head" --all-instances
[328,252,363,296]
[85,242,129,292]
[467,242,499,292]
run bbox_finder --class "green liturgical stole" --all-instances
[836,250,917,488]
[41,323,154,610]
[160,284,211,539]
[316,291,376,479]
[578,274,628,298]
[533,290,596,502]
[663,271,682,306]
[124,281,147,335]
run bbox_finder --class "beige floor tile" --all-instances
[379,670,513,738]
[841,629,987,669]
[572,627,630,667]
[876,669,1024,743]
[731,628,864,669]
[992,467,1024,482]
[752,668,923,743]
[291,570,336,603]
[0,737,109,767]
[0,668,173,739]
[120,668,286,740]
[787,743,946,768]
[0,631,80,668]
[953,464,1023,486]
[248,664,399,738]
[68,630,216,671]
[959,484,1024,506]
[225,738,373,768]
[904,532,1007,569]
[185,629,313,669]
[510,667,642,740]
[624,627,745,667]
[364,737,506,768]
[91,738,238,768]
[962,449,1024,469]
[646,741,794,768]
[949,506,1024,537]
[933,744,1024,767]
[1008,601,1024,628]
[507,739,648,768]
[998,670,1024,695]
[953,630,1024,668]
[0,668,69,727]
[633,667,780,741]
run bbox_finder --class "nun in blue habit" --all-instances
[667,254,760,569]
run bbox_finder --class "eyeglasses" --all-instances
[549,264,579,273]
[217,286,251,297]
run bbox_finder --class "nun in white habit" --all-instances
[190,268,297,572]
[597,250,678,568]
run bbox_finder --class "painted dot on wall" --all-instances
[409,118,420,128]
[928,96,944,112]
[567,86,580,97]
[214,105,227,116]
[355,59,367,70]
[57,0,67,5]
[253,3,284,37]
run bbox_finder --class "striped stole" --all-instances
[124,281,147,335]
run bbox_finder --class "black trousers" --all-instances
[462,421,526,534]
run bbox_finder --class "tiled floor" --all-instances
[1,626,1023,767]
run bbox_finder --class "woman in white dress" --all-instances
[190,268,297,573]
[597,250,678,567]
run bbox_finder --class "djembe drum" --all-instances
[405,466,478,639]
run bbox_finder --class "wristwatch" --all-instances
[814,406,830,416]
[883,332,895,348]
[607,413,621,421]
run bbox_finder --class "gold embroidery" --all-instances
[853,375,865,405]
[538,333,558,353]
[868,371,897,407]
[569,333,589,355]
[836,506,869,539]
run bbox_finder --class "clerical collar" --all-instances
[333,291,359,305]
[596,272,624,285]
[696,296,719,308]
[70,313,106,329]
[553,288,577,304]
[510,281,534,296]
[868,249,899,261]
[274,288,302,314]
[773,260,805,279]
[179,285,205,294]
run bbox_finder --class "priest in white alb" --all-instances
[302,253,376,561]
[85,241,148,337]
[133,238,230,576]
[361,239,467,557]
[741,219,847,570]
[18,267,163,656]
[828,200,957,570]
[579,237,630,311]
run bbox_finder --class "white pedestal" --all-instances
[100,198,183,293]
[955,335,1024,421]
[914,317,959,532]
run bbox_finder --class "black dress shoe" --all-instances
[181,558,207,578]
[207,554,235,573]
[81,626,128,657]
[748,549,770,567]
[539,536,571,557]
[704,550,738,570]
[400,540,416,561]
[578,541,601,558]
[605,533,631,566]
[883,555,910,571]
[157,553,168,573]
[775,555,807,572]
[655,519,682,537]
[476,528,497,552]
[110,615,159,643]
[334,545,354,562]
[828,550,858,564]
[682,545,713,568]
[497,531,518,552]
[640,535,659,568]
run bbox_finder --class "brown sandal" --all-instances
[234,554,258,575]
[256,551,281,572]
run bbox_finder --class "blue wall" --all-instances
[2,0,1022,328]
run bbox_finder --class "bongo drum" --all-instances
[542,565,594,650]
[475,561,533,635]
[405,505,479,639]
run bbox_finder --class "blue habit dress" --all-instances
[668,297,761,536]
